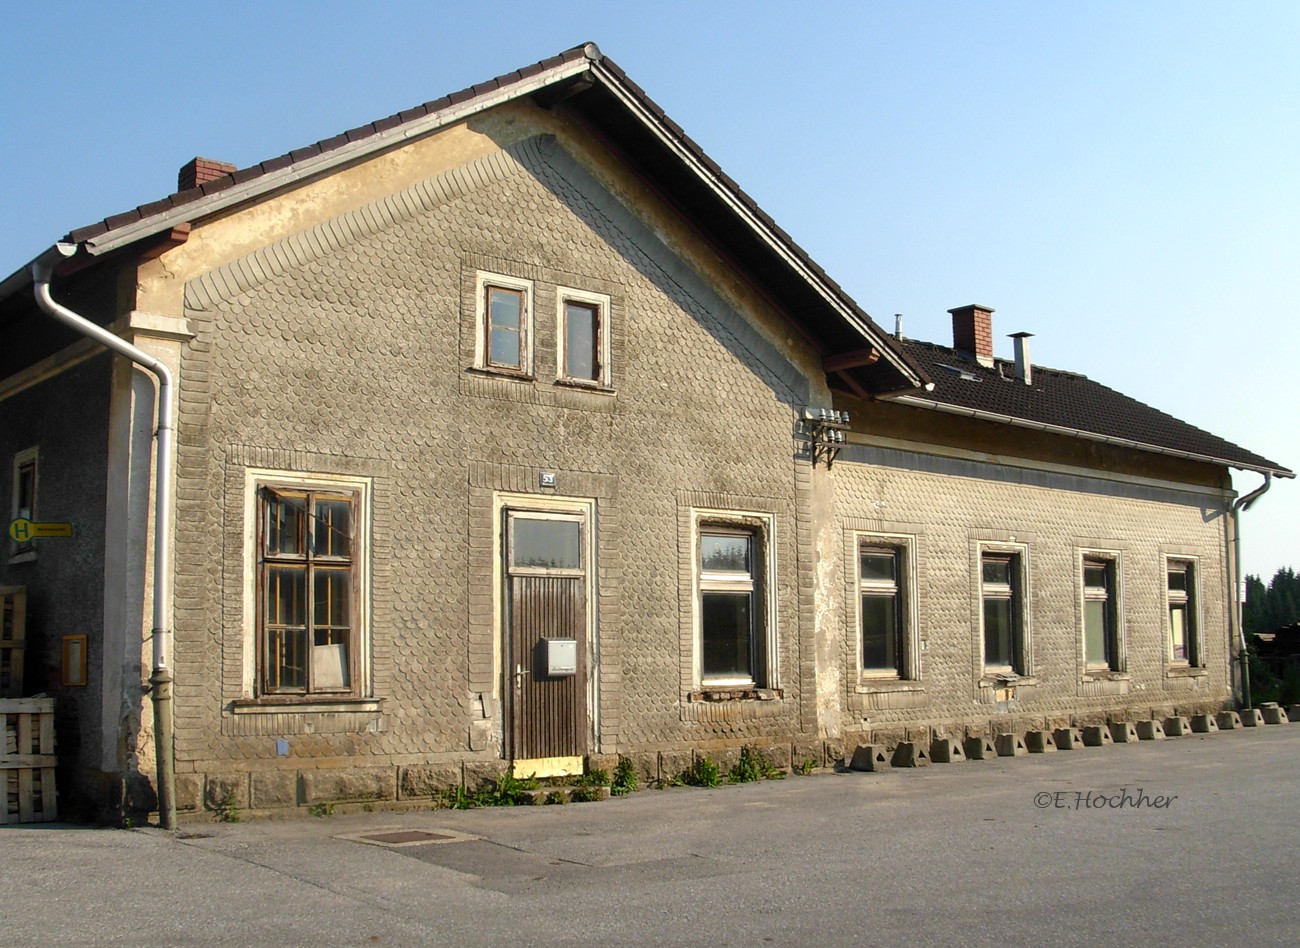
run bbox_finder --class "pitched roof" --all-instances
[2,42,926,396]
[886,337,1292,477]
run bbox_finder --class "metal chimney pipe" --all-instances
[1009,332,1033,385]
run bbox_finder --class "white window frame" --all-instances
[856,534,918,680]
[692,509,777,690]
[979,543,1029,676]
[1165,557,1201,667]
[555,286,612,389]
[240,469,373,705]
[474,271,534,376]
[9,446,38,563]
[1080,551,1125,673]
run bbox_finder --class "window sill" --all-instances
[689,688,783,703]
[467,366,535,383]
[230,697,383,715]
[554,379,615,395]
[979,674,1038,688]
[1082,670,1130,682]
[855,677,923,694]
[1164,664,1209,678]
[8,550,36,565]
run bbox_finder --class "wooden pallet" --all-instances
[0,587,24,698]
[2,697,57,823]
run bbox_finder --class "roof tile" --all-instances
[894,338,1289,474]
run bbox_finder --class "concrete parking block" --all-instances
[1135,720,1165,740]
[1052,728,1085,750]
[962,736,997,760]
[1164,716,1193,736]
[1024,730,1057,753]
[891,742,930,768]
[1216,711,1242,730]
[1239,708,1265,727]
[1109,721,1139,743]
[848,745,891,772]
[994,733,1028,757]
[1082,725,1114,747]
[1260,704,1288,725]
[1190,713,1219,733]
[929,738,965,763]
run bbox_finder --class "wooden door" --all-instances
[505,510,588,764]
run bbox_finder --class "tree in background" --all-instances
[1244,567,1300,705]
[1243,567,1300,633]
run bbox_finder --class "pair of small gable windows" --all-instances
[476,273,610,388]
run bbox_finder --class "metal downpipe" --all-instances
[1230,472,1272,711]
[31,245,178,830]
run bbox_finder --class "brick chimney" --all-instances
[177,157,237,192]
[949,304,995,368]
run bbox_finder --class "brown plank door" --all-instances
[505,509,588,764]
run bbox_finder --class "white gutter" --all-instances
[31,243,178,831]
[1229,472,1273,710]
[883,393,1294,480]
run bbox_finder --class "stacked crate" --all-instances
[1,588,57,823]
[1,587,23,698]
[2,697,56,822]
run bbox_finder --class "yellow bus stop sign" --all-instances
[8,518,74,542]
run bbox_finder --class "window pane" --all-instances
[861,593,898,671]
[982,558,1011,585]
[512,518,581,569]
[1170,604,1188,661]
[16,462,35,519]
[984,598,1013,666]
[702,591,752,678]
[1084,600,1108,664]
[565,301,598,381]
[314,569,351,629]
[267,626,307,690]
[265,492,305,555]
[313,497,352,558]
[266,566,306,626]
[1168,569,1188,593]
[1084,566,1108,590]
[701,534,751,573]
[490,327,521,367]
[488,287,522,330]
[860,552,896,583]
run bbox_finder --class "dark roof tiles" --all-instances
[895,337,1289,474]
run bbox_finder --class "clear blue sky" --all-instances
[3,1,1296,580]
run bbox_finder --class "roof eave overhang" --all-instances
[882,392,1296,480]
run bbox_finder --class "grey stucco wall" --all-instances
[832,443,1232,734]
[171,133,819,798]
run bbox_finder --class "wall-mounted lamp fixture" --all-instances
[801,407,851,468]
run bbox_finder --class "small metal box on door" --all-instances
[545,638,578,676]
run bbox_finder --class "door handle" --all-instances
[514,664,530,689]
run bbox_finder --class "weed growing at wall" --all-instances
[729,746,785,783]
[610,756,638,796]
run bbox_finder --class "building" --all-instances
[0,43,1290,822]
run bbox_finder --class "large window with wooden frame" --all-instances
[858,542,909,678]
[475,271,533,376]
[694,513,775,690]
[981,550,1025,674]
[1082,555,1123,672]
[257,483,362,696]
[9,447,37,561]
[555,287,611,388]
[1166,560,1200,666]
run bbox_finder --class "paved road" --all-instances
[3,726,1298,946]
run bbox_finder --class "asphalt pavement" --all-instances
[3,725,1298,946]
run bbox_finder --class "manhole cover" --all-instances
[336,826,480,848]
[362,830,455,845]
